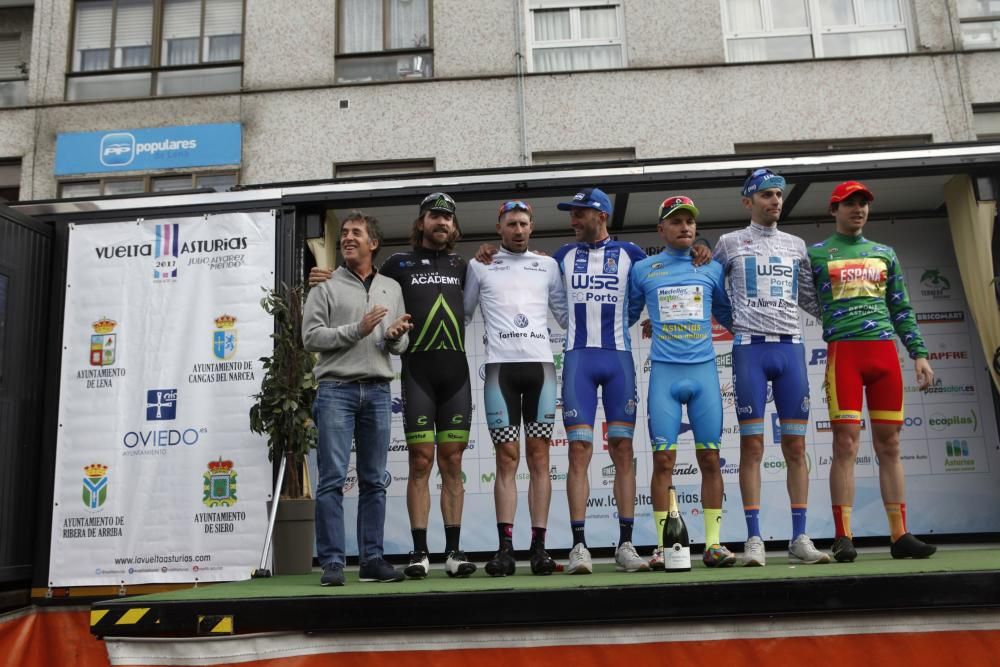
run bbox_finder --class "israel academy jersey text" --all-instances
[807,232,927,358]
[552,237,646,352]
[380,246,468,353]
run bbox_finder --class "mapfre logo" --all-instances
[928,351,968,361]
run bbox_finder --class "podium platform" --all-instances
[90,545,999,637]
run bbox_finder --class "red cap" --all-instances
[829,181,874,205]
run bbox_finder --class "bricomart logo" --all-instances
[928,410,978,432]
[916,311,965,324]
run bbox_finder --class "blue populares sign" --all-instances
[54,123,241,176]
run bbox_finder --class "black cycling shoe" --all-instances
[485,547,516,577]
[890,533,937,559]
[832,536,858,563]
[530,548,556,575]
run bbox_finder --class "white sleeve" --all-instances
[712,233,729,269]
[547,261,568,330]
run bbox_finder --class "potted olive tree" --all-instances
[250,283,318,575]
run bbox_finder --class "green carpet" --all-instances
[128,547,996,602]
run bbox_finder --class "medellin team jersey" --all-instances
[551,237,646,352]
[380,247,467,354]
[628,247,733,363]
[807,232,928,359]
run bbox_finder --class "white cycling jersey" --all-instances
[464,247,568,364]
[713,222,820,343]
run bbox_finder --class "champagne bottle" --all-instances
[663,486,691,572]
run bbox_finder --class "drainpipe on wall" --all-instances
[514,0,529,166]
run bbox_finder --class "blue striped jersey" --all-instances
[552,238,646,352]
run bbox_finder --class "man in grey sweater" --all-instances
[303,211,412,586]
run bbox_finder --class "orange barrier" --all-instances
[115,630,1000,667]
[6,605,999,667]
[0,607,109,667]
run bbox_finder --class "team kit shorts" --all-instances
[732,341,810,438]
[647,360,722,451]
[824,339,904,424]
[401,352,473,445]
[484,362,557,445]
[561,349,637,444]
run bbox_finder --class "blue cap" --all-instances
[557,187,613,215]
[741,168,786,197]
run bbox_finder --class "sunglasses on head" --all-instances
[498,200,532,217]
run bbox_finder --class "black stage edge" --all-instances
[90,568,1000,638]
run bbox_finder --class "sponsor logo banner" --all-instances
[50,212,275,586]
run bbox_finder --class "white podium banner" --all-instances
[49,212,276,586]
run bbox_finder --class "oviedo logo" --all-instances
[147,388,178,420]
[124,388,205,451]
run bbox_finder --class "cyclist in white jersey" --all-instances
[464,200,567,576]
[713,168,828,566]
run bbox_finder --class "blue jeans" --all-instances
[312,380,391,568]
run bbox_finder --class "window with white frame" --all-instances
[722,0,911,63]
[0,33,27,107]
[336,0,433,84]
[958,1,1000,50]
[973,106,1000,140]
[68,0,244,101]
[527,1,625,73]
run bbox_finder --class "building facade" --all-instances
[0,0,998,201]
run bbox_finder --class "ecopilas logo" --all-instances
[928,410,978,432]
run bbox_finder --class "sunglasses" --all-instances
[659,196,695,217]
[497,200,533,217]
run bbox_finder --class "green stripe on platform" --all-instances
[124,548,996,602]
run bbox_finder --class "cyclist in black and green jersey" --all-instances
[808,181,936,562]
[310,192,476,578]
